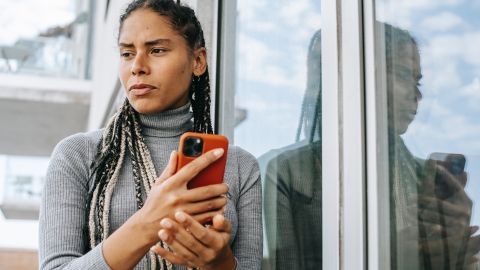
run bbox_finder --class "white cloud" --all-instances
[376,0,464,29]
[418,31,480,98]
[421,61,462,94]
[279,0,311,28]
[237,33,308,90]
[459,77,480,110]
[420,12,464,32]
[237,0,267,23]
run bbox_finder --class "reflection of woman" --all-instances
[39,1,262,269]
[264,23,479,270]
[263,30,322,270]
[383,23,479,270]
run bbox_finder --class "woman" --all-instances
[39,1,262,269]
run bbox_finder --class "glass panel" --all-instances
[232,1,321,269]
[0,0,92,79]
[374,1,480,269]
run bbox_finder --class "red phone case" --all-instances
[177,132,229,189]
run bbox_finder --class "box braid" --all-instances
[86,1,212,269]
[296,30,322,144]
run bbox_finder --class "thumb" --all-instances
[212,214,231,233]
[155,151,178,185]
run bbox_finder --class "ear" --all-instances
[192,47,207,76]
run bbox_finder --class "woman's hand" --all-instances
[403,159,480,269]
[151,211,236,270]
[135,149,229,245]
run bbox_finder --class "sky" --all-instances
[234,0,322,157]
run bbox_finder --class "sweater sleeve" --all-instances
[231,147,263,270]
[39,133,112,270]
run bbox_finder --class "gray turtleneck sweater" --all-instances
[39,103,262,270]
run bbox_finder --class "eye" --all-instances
[120,51,134,59]
[151,48,167,54]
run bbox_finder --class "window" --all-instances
[0,0,93,79]
[221,0,322,269]
[373,1,480,269]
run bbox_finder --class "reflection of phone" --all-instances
[177,132,228,189]
[428,152,466,199]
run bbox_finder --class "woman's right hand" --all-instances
[137,149,229,244]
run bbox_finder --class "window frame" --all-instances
[216,0,371,269]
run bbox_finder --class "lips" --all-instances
[129,83,156,96]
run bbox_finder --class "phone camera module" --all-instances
[183,137,203,157]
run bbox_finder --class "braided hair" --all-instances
[296,30,322,143]
[86,1,212,269]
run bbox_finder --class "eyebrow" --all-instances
[118,38,172,48]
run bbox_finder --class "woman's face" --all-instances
[389,42,422,135]
[118,8,206,114]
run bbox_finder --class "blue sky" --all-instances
[234,0,322,157]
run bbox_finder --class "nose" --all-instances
[131,53,150,75]
[415,86,422,102]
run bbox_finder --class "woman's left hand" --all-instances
[151,211,236,270]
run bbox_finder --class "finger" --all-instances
[469,226,479,236]
[175,211,221,248]
[155,151,178,185]
[160,217,217,261]
[182,196,227,215]
[150,244,196,268]
[166,148,224,188]
[159,229,201,267]
[463,235,480,257]
[183,184,229,202]
[434,164,464,194]
[463,254,479,266]
[422,159,437,193]
[417,221,444,239]
[212,214,232,234]
[192,209,225,225]
[418,196,471,219]
[418,208,467,229]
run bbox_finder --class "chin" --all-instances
[129,99,166,114]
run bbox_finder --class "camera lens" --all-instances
[183,136,203,157]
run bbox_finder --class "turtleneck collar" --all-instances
[138,102,193,138]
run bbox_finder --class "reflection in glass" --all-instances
[376,19,480,270]
[0,156,49,219]
[0,1,92,79]
[231,1,321,269]
[263,30,321,270]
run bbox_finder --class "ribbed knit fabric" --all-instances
[39,103,262,270]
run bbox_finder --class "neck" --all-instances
[137,102,193,138]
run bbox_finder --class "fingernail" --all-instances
[159,230,169,241]
[160,219,172,229]
[175,211,187,223]
[213,148,224,157]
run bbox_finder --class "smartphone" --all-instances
[428,152,466,199]
[177,132,229,189]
